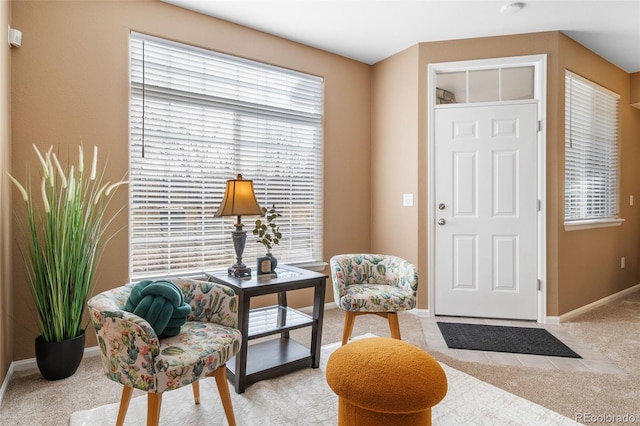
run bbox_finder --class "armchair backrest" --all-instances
[169,278,239,328]
[87,278,239,393]
[88,278,239,329]
[330,254,418,301]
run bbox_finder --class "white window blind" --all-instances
[129,33,324,280]
[564,71,620,223]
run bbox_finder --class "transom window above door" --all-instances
[435,66,535,104]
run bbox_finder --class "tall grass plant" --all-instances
[8,144,127,343]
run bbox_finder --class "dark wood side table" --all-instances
[207,264,327,394]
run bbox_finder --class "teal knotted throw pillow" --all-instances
[125,280,191,337]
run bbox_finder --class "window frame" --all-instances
[128,33,325,280]
[563,71,622,231]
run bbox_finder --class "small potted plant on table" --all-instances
[252,204,282,274]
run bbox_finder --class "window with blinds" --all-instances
[129,33,324,280]
[564,71,620,224]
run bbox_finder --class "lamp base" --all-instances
[228,264,252,278]
[228,223,252,278]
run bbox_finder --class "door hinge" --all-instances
[537,120,542,132]
[537,199,541,211]
[537,279,541,291]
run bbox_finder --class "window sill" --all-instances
[288,260,328,273]
[564,218,624,231]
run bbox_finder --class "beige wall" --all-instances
[371,31,640,316]
[631,72,640,107]
[556,34,640,314]
[1,0,13,386]
[10,0,371,361]
[370,45,423,305]
[7,1,640,369]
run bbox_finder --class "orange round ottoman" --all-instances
[325,337,447,426]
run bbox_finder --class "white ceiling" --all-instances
[162,0,640,73]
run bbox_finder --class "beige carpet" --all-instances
[427,291,640,423]
[1,294,638,425]
[69,335,578,426]
[0,309,427,426]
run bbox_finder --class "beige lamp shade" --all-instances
[215,174,263,218]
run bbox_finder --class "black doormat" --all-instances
[437,322,581,358]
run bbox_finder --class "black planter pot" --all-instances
[35,330,85,381]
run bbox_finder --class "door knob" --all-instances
[438,203,446,210]
[437,218,446,226]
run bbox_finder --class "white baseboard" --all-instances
[298,302,338,315]
[10,345,102,374]
[0,361,15,409]
[301,304,430,318]
[2,286,636,405]
[546,282,640,324]
[307,286,639,325]
[409,308,430,318]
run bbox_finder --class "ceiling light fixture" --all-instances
[500,2,525,15]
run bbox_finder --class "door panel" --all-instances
[434,103,538,320]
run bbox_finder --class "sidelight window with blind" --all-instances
[564,71,620,226]
[129,33,324,280]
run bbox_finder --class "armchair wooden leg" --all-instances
[212,365,236,426]
[192,381,201,404]
[116,386,133,426]
[147,392,162,426]
[342,311,356,345]
[387,312,401,340]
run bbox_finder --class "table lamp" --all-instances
[215,174,263,277]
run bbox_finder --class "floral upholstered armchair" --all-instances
[330,254,418,345]
[87,278,242,426]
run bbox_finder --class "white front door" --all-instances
[434,103,538,320]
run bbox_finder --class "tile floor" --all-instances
[416,313,626,374]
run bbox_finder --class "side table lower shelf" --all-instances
[226,338,315,387]
[208,264,327,393]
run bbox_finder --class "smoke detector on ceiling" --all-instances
[500,2,525,15]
